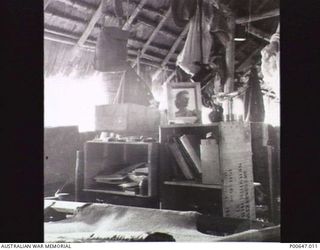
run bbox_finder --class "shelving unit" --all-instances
[81,140,159,208]
[163,180,222,189]
[159,122,256,219]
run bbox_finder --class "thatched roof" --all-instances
[44,0,279,81]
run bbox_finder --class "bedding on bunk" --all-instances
[44,201,280,242]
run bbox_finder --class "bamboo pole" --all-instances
[224,13,235,94]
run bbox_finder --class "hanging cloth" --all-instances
[244,67,265,122]
[176,0,214,76]
[261,23,280,98]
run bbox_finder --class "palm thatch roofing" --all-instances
[44,0,279,84]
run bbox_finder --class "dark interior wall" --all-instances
[44,126,98,196]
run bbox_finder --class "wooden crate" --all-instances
[95,104,160,135]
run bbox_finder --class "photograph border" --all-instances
[166,82,202,124]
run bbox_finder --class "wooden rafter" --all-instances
[152,24,189,81]
[122,0,148,31]
[164,71,176,85]
[45,4,180,41]
[47,0,179,39]
[44,29,176,69]
[45,25,180,60]
[132,8,171,67]
[248,26,270,42]
[236,8,279,24]
[55,0,163,19]
[76,0,105,47]
[45,32,172,69]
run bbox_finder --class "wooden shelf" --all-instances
[163,180,222,189]
[160,123,219,129]
[86,140,153,145]
[83,188,151,198]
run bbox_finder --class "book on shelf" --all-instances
[200,139,221,185]
[168,141,194,180]
[94,162,147,184]
[176,135,202,177]
[94,175,127,184]
[119,182,140,194]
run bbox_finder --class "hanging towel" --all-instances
[176,2,214,76]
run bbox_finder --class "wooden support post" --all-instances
[224,13,235,94]
[75,151,84,202]
[224,13,235,121]
[267,145,277,223]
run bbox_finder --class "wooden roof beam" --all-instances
[54,0,165,19]
[152,24,189,81]
[44,29,176,66]
[247,26,271,42]
[45,5,180,43]
[132,9,171,67]
[163,71,176,85]
[54,0,97,12]
[44,12,179,57]
[76,0,105,47]
[122,0,148,30]
[236,8,279,24]
[136,16,180,39]
[130,0,167,16]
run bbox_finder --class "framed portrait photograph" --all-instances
[166,82,202,124]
